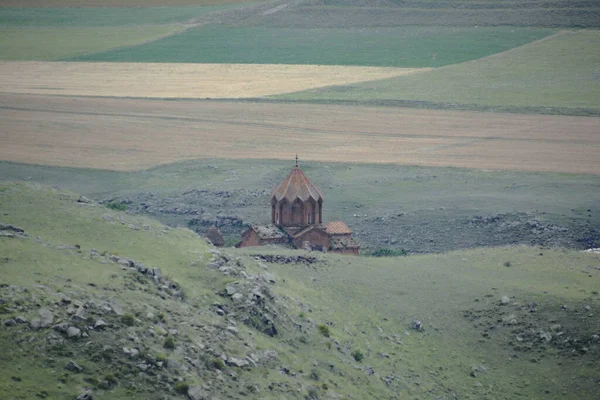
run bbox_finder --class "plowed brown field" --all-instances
[1,93,598,174]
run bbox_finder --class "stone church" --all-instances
[239,161,359,255]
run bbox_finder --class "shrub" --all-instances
[317,324,330,337]
[310,368,320,381]
[504,261,512,267]
[105,201,128,211]
[321,383,329,391]
[121,314,135,327]
[351,350,364,362]
[163,336,176,350]
[367,248,408,257]
[174,382,189,394]
[299,311,305,319]
[104,374,118,385]
[306,386,319,399]
[207,357,225,370]
[155,352,167,362]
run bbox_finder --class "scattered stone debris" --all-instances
[0,223,28,239]
[252,254,320,265]
[77,196,93,204]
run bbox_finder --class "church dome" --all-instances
[271,166,323,204]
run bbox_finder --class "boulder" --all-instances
[65,360,83,373]
[76,390,93,400]
[72,306,86,322]
[67,326,82,338]
[227,357,249,368]
[3,319,16,327]
[39,308,53,328]
[53,322,70,333]
[94,319,107,330]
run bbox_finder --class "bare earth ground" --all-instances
[1,93,598,174]
[0,61,424,98]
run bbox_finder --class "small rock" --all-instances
[561,304,568,310]
[411,319,422,331]
[66,326,81,338]
[72,306,86,322]
[3,319,16,327]
[14,315,28,324]
[187,386,206,400]
[227,357,249,368]
[232,293,244,302]
[584,305,591,311]
[500,296,510,305]
[65,360,83,373]
[77,196,93,204]
[76,390,93,400]
[94,319,107,330]
[53,322,69,333]
[540,332,552,342]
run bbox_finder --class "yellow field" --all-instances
[0,61,427,99]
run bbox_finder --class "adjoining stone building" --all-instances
[239,161,359,255]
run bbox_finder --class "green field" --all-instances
[1,182,598,399]
[69,25,554,67]
[276,30,600,111]
[0,5,237,27]
[0,26,184,60]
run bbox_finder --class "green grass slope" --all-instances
[69,25,553,67]
[275,30,600,113]
[1,182,599,399]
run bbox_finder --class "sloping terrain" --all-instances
[277,30,600,113]
[1,182,599,399]
[2,158,599,254]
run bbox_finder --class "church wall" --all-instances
[293,229,330,250]
[240,230,260,247]
[330,248,359,256]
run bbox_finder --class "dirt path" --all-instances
[1,93,598,174]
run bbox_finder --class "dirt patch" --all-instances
[1,93,599,174]
[0,61,424,99]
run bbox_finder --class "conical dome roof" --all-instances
[271,167,323,204]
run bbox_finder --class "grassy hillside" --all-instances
[276,30,600,111]
[1,182,599,399]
